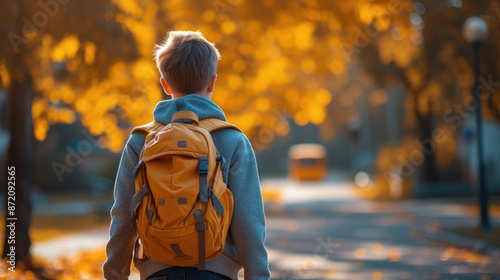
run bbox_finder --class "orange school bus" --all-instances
[287,144,327,181]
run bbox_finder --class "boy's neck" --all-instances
[171,92,212,100]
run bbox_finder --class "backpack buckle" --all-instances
[198,157,208,174]
[194,209,206,231]
[196,222,207,231]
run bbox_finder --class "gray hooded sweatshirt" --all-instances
[103,94,270,280]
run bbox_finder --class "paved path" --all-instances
[262,178,500,280]
[28,177,500,280]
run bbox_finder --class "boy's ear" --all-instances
[160,77,172,95]
[207,75,217,93]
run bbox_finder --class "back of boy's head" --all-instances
[155,31,221,94]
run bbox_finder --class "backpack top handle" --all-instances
[171,110,199,125]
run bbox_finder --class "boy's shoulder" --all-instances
[127,129,147,154]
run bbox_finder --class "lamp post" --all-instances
[462,16,491,231]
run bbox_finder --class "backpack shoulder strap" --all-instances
[131,121,165,135]
[199,118,242,133]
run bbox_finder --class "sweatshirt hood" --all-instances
[152,94,226,125]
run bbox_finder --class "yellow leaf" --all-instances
[372,270,384,280]
[359,4,375,24]
[295,21,315,50]
[328,18,342,32]
[329,59,345,74]
[51,35,80,62]
[369,90,388,106]
[254,97,271,112]
[294,111,309,126]
[300,58,317,73]
[84,42,96,65]
[0,60,11,87]
[34,119,49,141]
[66,56,81,73]
[308,106,325,125]
[60,85,75,104]
[202,10,216,22]
[232,59,247,72]
[59,108,76,124]
[388,249,401,262]
[406,67,422,88]
[116,0,143,17]
[238,43,253,55]
[227,74,243,90]
[221,20,237,34]
[354,248,366,259]
[315,89,332,105]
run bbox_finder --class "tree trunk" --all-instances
[417,116,439,182]
[2,73,34,263]
[414,94,439,183]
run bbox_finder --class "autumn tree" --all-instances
[357,0,500,183]
[142,0,415,149]
[0,0,161,274]
[150,0,500,186]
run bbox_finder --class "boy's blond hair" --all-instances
[155,31,221,94]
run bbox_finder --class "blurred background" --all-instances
[1,0,500,279]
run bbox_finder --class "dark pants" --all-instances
[147,267,231,280]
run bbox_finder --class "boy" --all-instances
[103,31,270,280]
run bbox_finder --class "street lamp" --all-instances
[462,16,491,231]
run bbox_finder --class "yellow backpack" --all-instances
[129,110,240,269]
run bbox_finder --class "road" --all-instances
[28,176,500,280]
[262,177,500,280]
